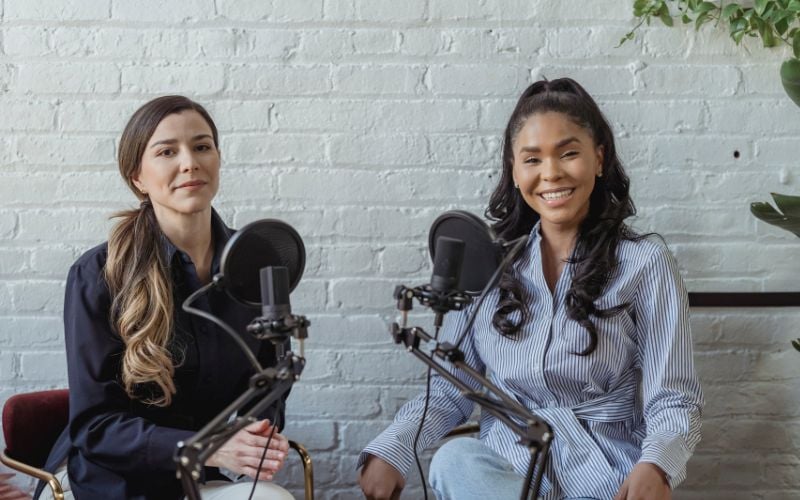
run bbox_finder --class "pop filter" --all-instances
[219,219,306,308]
[428,211,500,295]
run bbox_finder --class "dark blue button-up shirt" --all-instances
[40,210,287,500]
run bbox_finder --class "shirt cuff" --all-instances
[357,425,419,478]
[149,426,196,471]
[638,432,692,489]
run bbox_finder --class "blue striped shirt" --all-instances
[360,223,704,499]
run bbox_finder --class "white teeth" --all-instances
[541,189,573,201]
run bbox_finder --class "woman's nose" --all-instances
[179,151,199,172]
[540,159,563,181]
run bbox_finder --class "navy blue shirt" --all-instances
[40,210,287,500]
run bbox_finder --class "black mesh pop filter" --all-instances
[428,211,501,295]
[219,219,306,308]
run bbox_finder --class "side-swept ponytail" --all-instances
[106,96,219,406]
[105,201,176,406]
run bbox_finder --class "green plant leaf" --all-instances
[657,3,673,26]
[722,3,742,18]
[682,13,692,23]
[759,19,779,46]
[794,30,800,57]
[793,338,800,352]
[773,192,800,217]
[776,17,790,35]
[617,32,635,47]
[730,17,748,33]
[789,0,800,12]
[696,11,710,29]
[756,0,770,15]
[751,196,800,238]
[697,1,719,14]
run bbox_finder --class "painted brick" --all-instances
[354,0,425,22]
[19,351,67,381]
[16,63,120,94]
[111,0,215,22]
[429,64,525,96]
[429,0,536,20]
[0,317,63,347]
[5,0,110,21]
[121,63,226,95]
[228,64,331,95]
[333,64,424,95]
[0,210,20,239]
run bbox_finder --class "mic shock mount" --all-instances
[247,313,310,357]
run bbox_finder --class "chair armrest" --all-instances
[0,449,64,500]
[444,423,480,438]
[288,440,314,500]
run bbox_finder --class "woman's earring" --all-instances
[514,183,519,189]
[597,171,603,178]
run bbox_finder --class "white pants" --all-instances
[41,464,295,500]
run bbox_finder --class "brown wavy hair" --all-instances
[105,96,219,406]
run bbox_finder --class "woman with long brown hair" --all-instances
[38,96,295,500]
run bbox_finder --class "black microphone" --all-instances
[431,236,465,293]
[260,266,291,321]
[430,236,465,325]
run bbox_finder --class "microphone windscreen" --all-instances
[428,211,500,294]
[220,219,306,308]
[431,237,465,293]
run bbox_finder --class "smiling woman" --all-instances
[35,96,295,500]
[359,79,703,500]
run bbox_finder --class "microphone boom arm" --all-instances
[391,323,552,500]
[390,232,552,500]
[175,353,305,500]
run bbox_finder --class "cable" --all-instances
[182,282,263,373]
[247,398,283,500]
[411,325,440,500]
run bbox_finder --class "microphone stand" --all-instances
[390,237,553,500]
[176,284,310,500]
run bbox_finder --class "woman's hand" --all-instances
[0,473,31,500]
[614,462,671,500]
[206,419,289,481]
[359,455,405,500]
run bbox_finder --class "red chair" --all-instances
[1,389,68,500]
[1,390,314,500]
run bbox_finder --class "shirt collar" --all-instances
[161,208,232,272]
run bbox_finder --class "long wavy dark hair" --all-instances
[486,78,638,355]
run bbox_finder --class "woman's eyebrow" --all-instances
[149,134,213,149]
[519,136,581,153]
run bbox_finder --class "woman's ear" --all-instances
[131,175,145,194]
[595,145,605,176]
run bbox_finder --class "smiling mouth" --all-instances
[539,188,574,201]
[177,181,206,189]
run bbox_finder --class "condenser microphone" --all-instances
[431,237,465,293]
[429,236,466,324]
[260,266,291,321]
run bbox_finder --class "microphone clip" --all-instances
[393,284,473,316]
[247,314,310,343]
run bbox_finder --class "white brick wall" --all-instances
[1,1,799,498]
